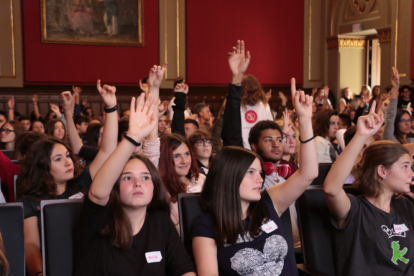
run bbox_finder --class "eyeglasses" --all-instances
[400,119,412,124]
[0,129,15,134]
[196,140,212,146]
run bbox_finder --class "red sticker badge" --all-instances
[245,110,258,124]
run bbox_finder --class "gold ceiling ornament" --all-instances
[327,37,366,49]
[377,28,391,43]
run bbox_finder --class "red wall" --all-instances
[22,0,159,85]
[186,0,304,86]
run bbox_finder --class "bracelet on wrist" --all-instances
[104,105,118,113]
[123,133,141,147]
[299,135,315,143]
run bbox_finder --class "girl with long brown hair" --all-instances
[324,93,414,275]
[192,39,318,276]
[74,73,196,276]
[18,81,119,276]
[240,74,273,150]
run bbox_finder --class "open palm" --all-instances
[228,40,251,77]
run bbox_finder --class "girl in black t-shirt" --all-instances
[324,68,414,276]
[192,40,318,276]
[75,66,196,276]
[18,81,119,276]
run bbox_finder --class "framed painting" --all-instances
[41,0,143,46]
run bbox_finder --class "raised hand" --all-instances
[323,85,330,98]
[391,67,400,87]
[174,81,189,94]
[311,87,318,97]
[139,79,149,94]
[127,93,159,141]
[61,91,75,115]
[72,85,82,94]
[50,103,62,117]
[97,79,117,108]
[82,98,88,106]
[291,78,313,119]
[147,62,168,89]
[228,40,251,82]
[278,91,287,106]
[8,96,15,110]
[356,101,384,137]
[32,94,38,103]
[159,100,169,116]
[361,94,371,104]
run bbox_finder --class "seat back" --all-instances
[1,150,13,159]
[178,193,203,258]
[0,202,25,276]
[41,199,83,276]
[178,193,297,275]
[296,186,360,275]
[310,163,332,186]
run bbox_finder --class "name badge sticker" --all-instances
[145,251,162,263]
[69,192,84,199]
[394,224,409,233]
[261,220,278,234]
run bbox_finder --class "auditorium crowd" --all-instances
[1,40,414,276]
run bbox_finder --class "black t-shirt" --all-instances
[397,99,414,109]
[74,194,195,276]
[331,194,414,276]
[191,190,296,276]
[78,145,99,166]
[19,167,92,238]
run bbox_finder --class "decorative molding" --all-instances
[377,28,391,42]
[0,0,16,78]
[327,37,366,49]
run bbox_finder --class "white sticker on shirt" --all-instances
[261,220,278,234]
[188,186,201,193]
[69,192,84,199]
[145,251,162,263]
[394,224,409,234]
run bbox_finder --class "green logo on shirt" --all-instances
[391,241,409,265]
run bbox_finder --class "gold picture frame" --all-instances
[41,0,143,47]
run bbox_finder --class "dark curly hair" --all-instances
[16,137,82,200]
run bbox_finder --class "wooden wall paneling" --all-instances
[159,0,186,89]
[303,0,325,88]
[0,0,23,87]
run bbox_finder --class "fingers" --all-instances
[369,100,376,114]
[246,51,251,63]
[240,40,245,56]
[290,78,297,103]
[96,79,102,91]
[147,96,158,120]
[130,97,136,115]
[236,40,241,54]
[141,93,154,115]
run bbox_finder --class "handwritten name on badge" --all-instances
[261,220,278,234]
[145,251,162,263]
[394,224,409,234]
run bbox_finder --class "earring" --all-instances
[382,175,386,180]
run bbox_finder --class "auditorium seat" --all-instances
[309,163,332,187]
[1,150,13,159]
[41,199,83,276]
[296,186,360,275]
[0,202,25,276]
[177,193,328,276]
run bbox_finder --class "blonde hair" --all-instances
[275,119,300,166]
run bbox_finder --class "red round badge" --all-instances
[245,110,258,124]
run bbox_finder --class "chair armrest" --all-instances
[297,264,331,276]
